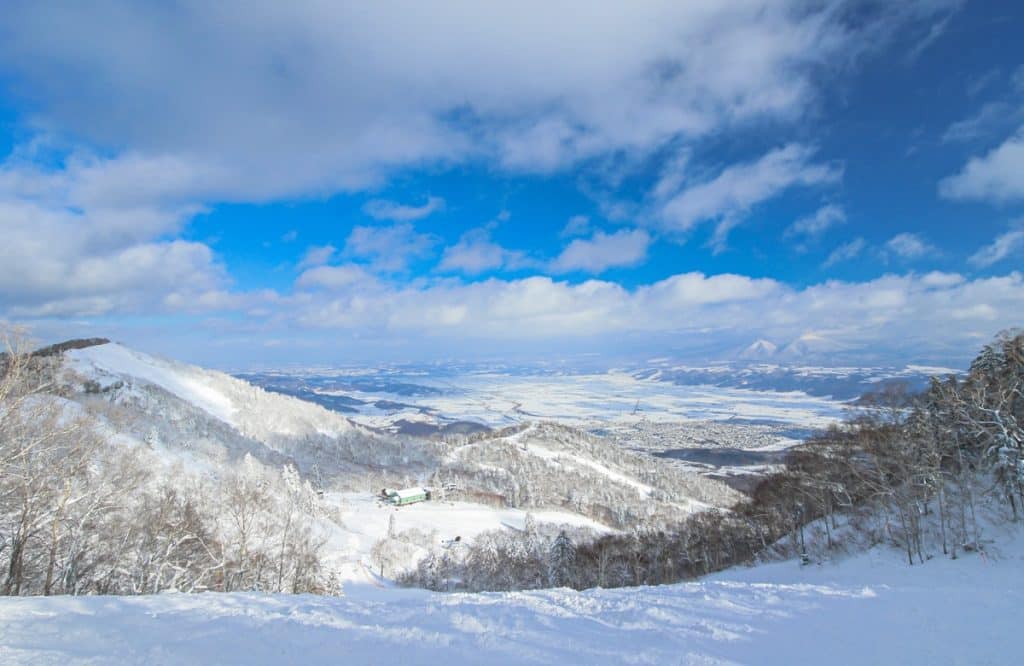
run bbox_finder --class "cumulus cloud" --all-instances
[969,228,1024,268]
[823,237,866,267]
[0,156,232,318]
[296,245,336,270]
[437,227,533,275]
[940,127,1024,202]
[0,1,957,200]
[0,0,992,364]
[560,215,592,238]
[884,232,934,260]
[343,223,439,272]
[550,229,651,274]
[363,196,445,222]
[785,204,846,238]
[656,144,841,249]
[289,269,1024,362]
[295,264,375,290]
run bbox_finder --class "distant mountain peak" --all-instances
[779,333,847,359]
[738,339,778,360]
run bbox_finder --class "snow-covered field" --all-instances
[2,533,1019,665]
[336,370,846,429]
[322,493,614,581]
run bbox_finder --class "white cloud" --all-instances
[940,127,1024,202]
[0,157,232,318]
[343,223,439,272]
[785,204,846,238]
[920,271,965,288]
[941,102,1023,143]
[560,215,591,238]
[281,230,298,242]
[363,196,445,222]
[550,229,651,274]
[437,227,532,275]
[969,229,1024,268]
[289,269,1024,363]
[0,2,956,200]
[296,244,336,270]
[823,237,866,267]
[637,272,780,307]
[904,11,955,62]
[884,232,934,260]
[656,144,841,249]
[966,69,1001,97]
[942,66,1024,144]
[296,264,375,290]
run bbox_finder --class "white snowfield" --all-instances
[348,370,846,431]
[321,492,614,580]
[1,538,1020,665]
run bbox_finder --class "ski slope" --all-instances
[65,343,359,440]
[1,533,1019,665]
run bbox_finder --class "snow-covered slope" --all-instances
[59,341,440,492]
[65,343,358,440]
[441,422,741,524]
[1,531,1019,665]
[738,338,778,360]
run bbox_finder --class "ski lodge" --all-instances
[385,487,429,506]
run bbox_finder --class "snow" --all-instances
[526,443,656,498]
[57,344,715,585]
[322,493,613,577]
[1,531,1020,665]
[3,345,1013,662]
[64,343,358,441]
[68,343,239,426]
[347,370,844,430]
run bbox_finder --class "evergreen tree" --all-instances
[548,530,576,588]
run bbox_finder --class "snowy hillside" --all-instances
[440,422,740,524]
[46,341,739,581]
[1,531,1019,665]
[65,343,360,440]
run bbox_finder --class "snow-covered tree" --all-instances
[548,530,576,588]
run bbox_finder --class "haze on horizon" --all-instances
[1,1,1023,368]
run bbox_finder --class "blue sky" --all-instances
[0,1,1022,368]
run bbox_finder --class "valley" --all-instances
[237,362,873,492]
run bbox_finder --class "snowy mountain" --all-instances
[61,341,429,482]
[49,340,738,581]
[632,360,958,401]
[737,338,778,360]
[66,342,359,440]
[778,332,850,360]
